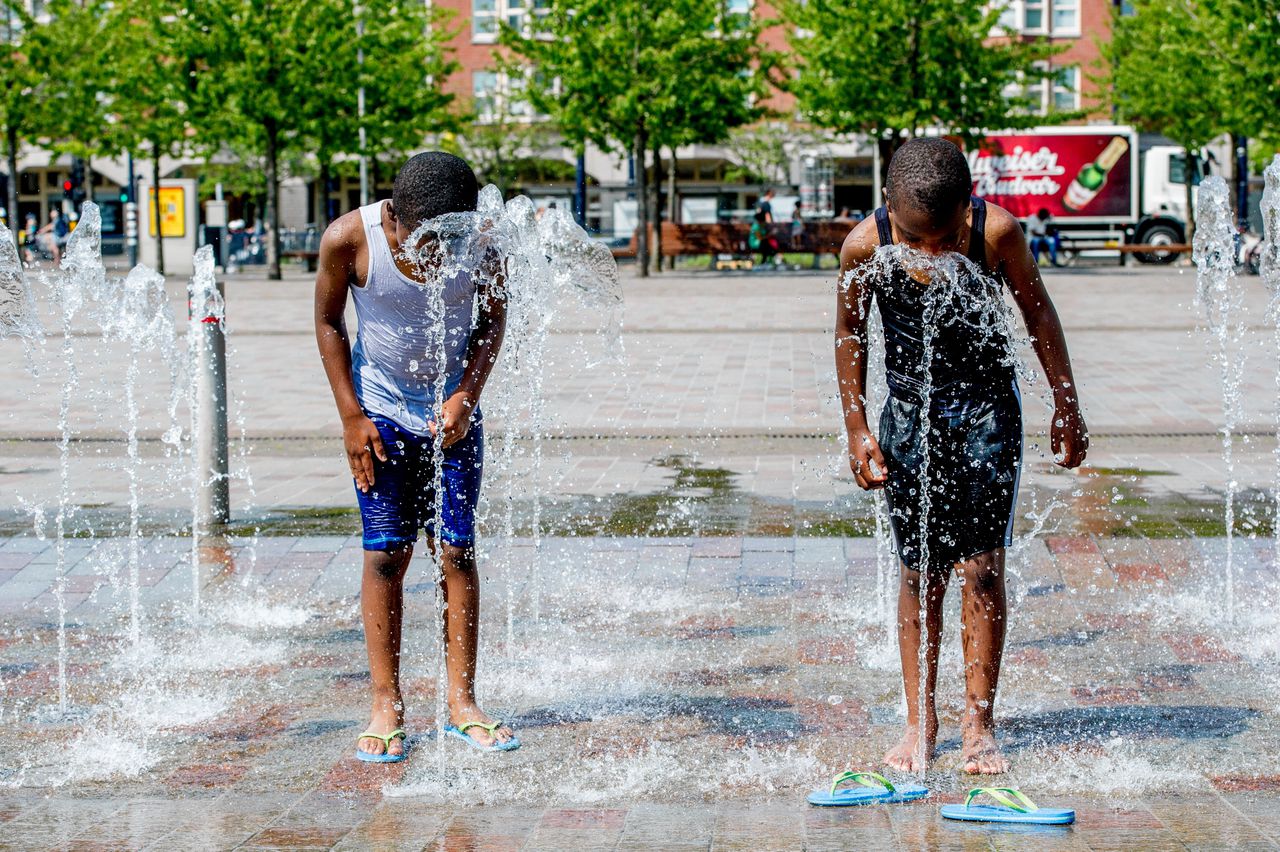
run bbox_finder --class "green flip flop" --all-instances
[444,720,521,752]
[941,788,1075,825]
[355,728,408,763]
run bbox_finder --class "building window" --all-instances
[473,0,498,38]
[473,71,499,121]
[1051,0,1079,34]
[1009,63,1078,115]
[1051,67,1079,112]
[473,69,546,122]
[1017,0,1078,35]
[472,0,550,42]
[725,0,752,31]
[995,0,1020,32]
[1023,0,1044,32]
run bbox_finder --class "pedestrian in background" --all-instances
[1027,208,1060,267]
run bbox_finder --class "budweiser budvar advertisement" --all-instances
[967,133,1133,219]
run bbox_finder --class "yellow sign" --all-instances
[147,186,186,238]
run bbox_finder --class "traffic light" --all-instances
[67,158,87,206]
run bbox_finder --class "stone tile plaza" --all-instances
[4,259,1280,850]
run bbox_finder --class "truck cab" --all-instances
[1133,142,1200,260]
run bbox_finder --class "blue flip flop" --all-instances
[808,770,929,807]
[444,720,521,752]
[940,788,1075,825]
[355,728,408,763]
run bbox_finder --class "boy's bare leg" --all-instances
[955,548,1009,774]
[884,563,949,773]
[358,545,413,757]
[434,539,513,747]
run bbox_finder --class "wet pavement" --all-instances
[1,531,1280,849]
[3,265,1280,848]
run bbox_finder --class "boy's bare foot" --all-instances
[358,689,406,758]
[449,702,514,747]
[961,727,1009,774]
[883,721,937,773]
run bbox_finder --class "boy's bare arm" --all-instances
[988,205,1088,468]
[835,219,889,489]
[434,253,509,448]
[315,212,386,492]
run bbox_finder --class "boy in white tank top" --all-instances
[315,152,517,760]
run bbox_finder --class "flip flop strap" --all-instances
[359,728,406,746]
[830,770,896,797]
[964,787,1038,812]
[457,721,502,735]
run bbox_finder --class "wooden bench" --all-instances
[1055,237,1191,267]
[283,249,320,272]
[1116,243,1192,266]
[611,221,855,267]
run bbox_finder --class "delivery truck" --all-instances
[967,125,1198,264]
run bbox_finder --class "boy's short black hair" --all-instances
[886,138,972,223]
[392,151,479,229]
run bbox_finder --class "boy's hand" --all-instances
[1052,403,1089,469]
[343,414,387,493]
[847,428,889,490]
[430,391,475,448]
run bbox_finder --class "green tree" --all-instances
[1105,0,1232,239]
[187,0,456,279]
[503,0,777,276]
[779,0,1061,188]
[454,95,564,196]
[724,121,818,187]
[0,1,113,247]
[104,0,204,274]
[301,0,458,227]
[1221,0,1278,174]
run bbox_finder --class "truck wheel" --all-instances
[1135,223,1182,264]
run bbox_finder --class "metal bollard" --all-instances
[189,246,230,526]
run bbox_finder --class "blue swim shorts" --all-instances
[354,413,484,551]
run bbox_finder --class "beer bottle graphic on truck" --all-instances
[1062,136,1129,212]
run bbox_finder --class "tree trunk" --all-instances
[667,149,678,270]
[265,126,281,281]
[152,149,165,276]
[314,159,331,228]
[877,133,904,202]
[651,142,662,274]
[1184,144,1196,245]
[635,130,649,279]
[5,125,19,256]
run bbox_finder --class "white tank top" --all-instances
[349,201,479,435]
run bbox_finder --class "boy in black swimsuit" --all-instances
[834,139,1087,774]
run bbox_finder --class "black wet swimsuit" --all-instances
[871,198,1022,570]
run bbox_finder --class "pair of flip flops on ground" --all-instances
[355,720,520,763]
[808,772,1074,826]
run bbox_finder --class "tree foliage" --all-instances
[0,1,114,238]
[1104,0,1233,236]
[780,0,1062,184]
[503,0,779,275]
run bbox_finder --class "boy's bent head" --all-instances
[391,151,480,234]
[885,138,972,250]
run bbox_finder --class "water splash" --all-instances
[396,186,623,773]
[0,223,39,343]
[50,205,108,714]
[101,265,177,646]
[1193,175,1244,622]
[1260,155,1280,574]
